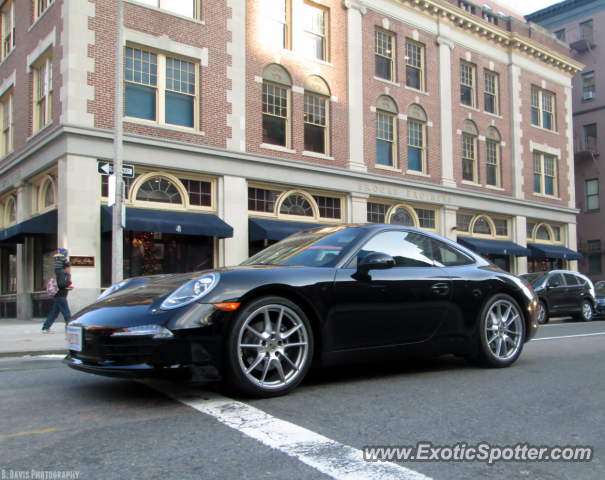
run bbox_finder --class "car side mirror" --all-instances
[547,281,560,289]
[358,252,395,274]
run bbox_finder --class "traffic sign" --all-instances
[97,161,135,178]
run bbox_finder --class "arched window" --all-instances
[486,127,501,188]
[407,104,427,174]
[135,176,183,205]
[38,176,57,211]
[5,195,16,225]
[535,224,552,241]
[483,4,493,11]
[376,95,398,168]
[472,216,493,235]
[262,64,292,149]
[303,75,330,156]
[462,120,478,183]
[278,192,315,217]
[388,205,417,227]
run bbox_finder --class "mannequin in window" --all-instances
[132,238,144,277]
[166,239,182,273]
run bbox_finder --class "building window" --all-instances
[33,56,53,133]
[535,225,551,241]
[249,187,280,213]
[259,0,289,49]
[135,0,200,19]
[4,195,16,225]
[263,83,289,147]
[473,217,492,235]
[587,240,602,274]
[554,29,566,42]
[462,133,477,182]
[312,195,341,219]
[586,179,599,212]
[375,30,394,82]
[0,90,13,156]
[180,179,211,207]
[102,174,139,199]
[280,194,313,216]
[456,213,473,232]
[415,208,435,229]
[484,71,498,115]
[582,72,595,101]
[531,87,555,130]
[407,120,425,173]
[390,207,415,226]
[580,20,594,42]
[552,226,561,242]
[367,202,387,223]
[494,218,508,236]
[405,40,423,90]
[302,1,327,61]
[459,1,475,14]
[460,62,475,107]
[2,1,15,60]
[583,123,597,151]
[486,140,500,187]
[533,152,557,196]
[36,0,52,19]
[304,93,328,154]
[376,111,395,167]
[125,47,197,129]
[526,222,535,240]
[136,177,183,204]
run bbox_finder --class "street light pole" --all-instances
[112,0,125,284]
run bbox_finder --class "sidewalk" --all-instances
[0,320,68,357]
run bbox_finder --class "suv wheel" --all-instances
[575,300,594,322]
[537,301,549,325]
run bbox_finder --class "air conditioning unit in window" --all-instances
[583,91,596,100]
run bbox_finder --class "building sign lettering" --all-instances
[0,170,21,191]
[70,256,95,267]
[359,183,452,204]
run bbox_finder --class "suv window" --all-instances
[548,273,564,286]
[354,231,434,268]
[564,273,579,286]
[575,275,587,285]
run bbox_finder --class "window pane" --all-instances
[534,173,542,193]
[586,179,598,196]
[304,123,325,153]
[390,207,415,226]
[431,240,474,267]
[312,196,341,219]
[125,82,156,121]
[375,55,391,81]
[536,225,550,240]
[136,178,182,204]
[461,85,473,106]
[487,164,497,187]
[531,107,540,126]
[473,218,492,235]
[165,90,194,127]
[456,213,473,232]
[359,231,434,268]
[260,18,285,49]
[494,219,508,236]
[544,176,554,196]
[367,202,387,223]
[376,140,393,166]
[406,66,420,89]
[302,32,324,60]
[280,194,313,216]
[165,0,195,18]
[248,187,279,213]
[543,111,553,130]
[408,146,422,171]
[415,209,435,229]
[262,115,287,146]
[485,93,495,114]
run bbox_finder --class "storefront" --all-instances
[526,221,581,272]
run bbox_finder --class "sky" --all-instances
[503,0,565,15]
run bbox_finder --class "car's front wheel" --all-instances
[537,300,549,325]
[224,296,313,398]
[574,300,594,322]
[466,294,525,368]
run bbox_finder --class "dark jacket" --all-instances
[54,255,68,274]
[55,269,72,298]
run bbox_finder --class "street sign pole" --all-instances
[112,0,125,284]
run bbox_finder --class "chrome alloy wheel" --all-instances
[485,300,523,360]
[237,304,310,390]
[583,301,593,321]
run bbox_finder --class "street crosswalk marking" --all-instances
[145,380,432,480]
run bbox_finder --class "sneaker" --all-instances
[41,328,54,334]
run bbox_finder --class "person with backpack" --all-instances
[42,262,73,334]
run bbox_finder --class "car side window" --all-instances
[564,274,579,286]
[576,276,587,285]
[548,273,564,286]
[354,231,434,268]
[430,239,475,267]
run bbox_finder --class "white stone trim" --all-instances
[27,28,56,71]
[254,76,263,83]
[485,185,505,191]
[529,140,561,158]
[461,180,483,187]
[509,64,524,199]
[530,124,559,135]
[374,76,400,87]
[397,114,407,120]
[532,193,561,201]
[375,164,402,172]
[260,144,296,154]
[330,96,338,103]
[0,70,16,98]
[302,151,335,161]
[28,1,56,32]
[227,0,246,153]
[405,86,429,96]
[124,118,205,136]
[124,30,208,64]
[406,170,431,178]
[292,86,304,94]
[125,0,206,24]
[370,106,377,113]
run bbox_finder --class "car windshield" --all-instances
[596,281,605,296]
[242,227,365,267]
[520,273,548,288]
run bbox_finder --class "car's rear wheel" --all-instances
[537,301,549,325]
[574,300,594,322]
[466,294,525,368]
[224,296,313,398]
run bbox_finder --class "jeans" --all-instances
[42,296,72,330]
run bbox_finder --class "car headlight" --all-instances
[98,279,131,301]
[160,274,219,310]
[111,325,173,339]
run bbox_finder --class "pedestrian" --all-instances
[42,262,72,334]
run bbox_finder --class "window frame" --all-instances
[581,71,595,101]
[302,0,328,62]
[462,133,478,183]
[405,39,424,91]
[376,110,397,168]
[35,0,53,20]
[2,0,15,60]
[580,19,594,41]
[0,88,13,157]
[262,80,291,149]
[533,152,558,197]
[586,178,599,212]
[32,175,57,214]
[124,44,199,130]
[587,240,602,274]
[259,0,291,50]
[407,119,426,173]
[375,28,395,82]
[531,86,555,131]
[554,29,566,42]
[485,139,500,187]
[3,194,16,227]
[484,70,499,115]
[460,61,476,108]
[303,90,329,156]
[33,53,53,134]
[133,0,201,20]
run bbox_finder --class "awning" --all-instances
[457,237,531,257]
[101,206,233,238]
[527,243,583,260]
[0,210,57,244]
[249,218,323,241]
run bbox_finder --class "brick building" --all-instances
[0,0,584,319]
[527,0,605,283]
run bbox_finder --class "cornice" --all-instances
[376,0,584,76]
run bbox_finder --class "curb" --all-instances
[0,349,68,358]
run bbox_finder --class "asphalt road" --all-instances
[1,320,604,480]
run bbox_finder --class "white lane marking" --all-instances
[145,381,431,480]
[533,332,605,341]
[23,354,66,359]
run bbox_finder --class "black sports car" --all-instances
[64,224,539,398]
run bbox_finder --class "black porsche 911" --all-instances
[64,224,539,398]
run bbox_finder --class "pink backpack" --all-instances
[47,277,58,298]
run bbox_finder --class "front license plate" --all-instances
[67,326,82,352]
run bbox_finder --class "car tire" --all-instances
[574,300,594,322]
[537,301,549,325]
[466,294,525,369]
[223,296,314,398]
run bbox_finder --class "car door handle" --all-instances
[432,283,450,295]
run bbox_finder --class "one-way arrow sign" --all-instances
[97,161,135,178]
